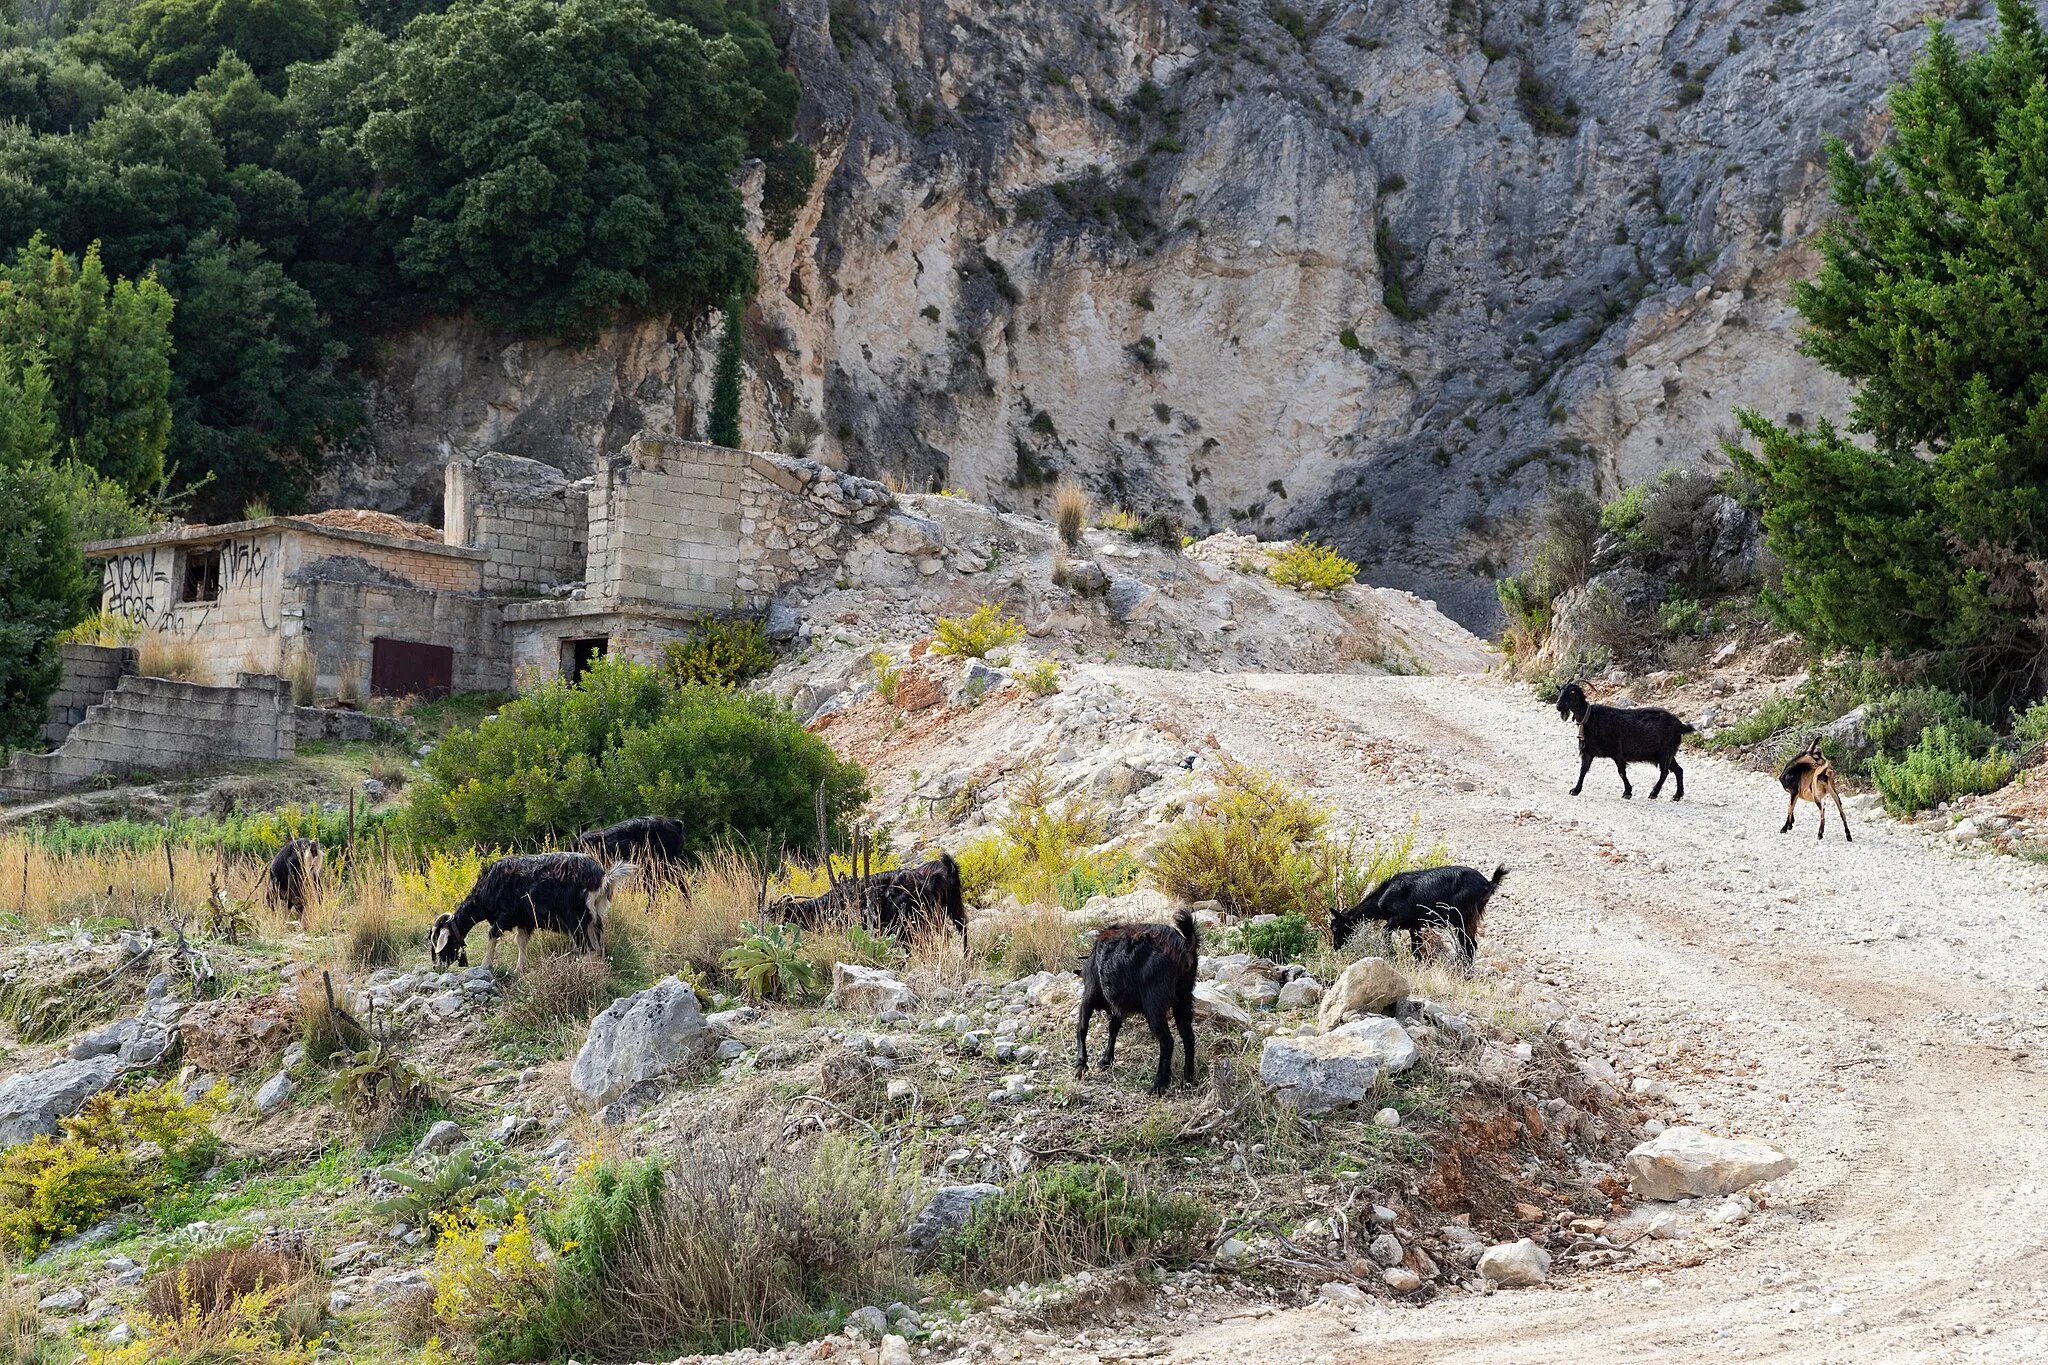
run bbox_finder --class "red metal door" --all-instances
[370,638,454,699]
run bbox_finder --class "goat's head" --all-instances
[1329,907,1362,950]
[1555,682,1589,723]
[428,912,467,967]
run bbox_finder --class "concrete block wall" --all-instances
[589,438,748,611]
[444,453,590,593]
[0,674,294,803]
[39,645,137,748]
[587,439,893,612]
[293,579,510,696]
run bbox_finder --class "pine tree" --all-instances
[0,345,93,753]
[1730,0,2048,696]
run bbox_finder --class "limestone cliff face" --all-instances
[321,0,1973,629]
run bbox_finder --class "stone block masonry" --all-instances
[0,674,294,803]
[39,645,136,749]
[444,452,590,593]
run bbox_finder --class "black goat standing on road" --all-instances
[576,816,689,872]
[774,853,968,949]
[1331,864,1507,964]
[1075,908,1200,1096]
[1556,681,1694,800]
[429,852,635,972]
[265,838,324,923]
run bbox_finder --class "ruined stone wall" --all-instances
[444,453,589,594]
[39,645,137,749]
[0,675,294,803]
[98,530,291,681]
[735,451,891,602]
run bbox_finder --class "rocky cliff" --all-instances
[321,0,1976,630]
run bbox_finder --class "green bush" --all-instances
[401,657,868,855]
[1657,596,1704,637]
[0,1081,220,1256]
[1267,539,1357,592]
[1864,686,1993,760]
[2012,699,2048,754]
[1240,912,1315,963]
[661,618,777,687]
[936,1162,1206,1284]
[1867,724,2016,814]
[932,603,1021,659]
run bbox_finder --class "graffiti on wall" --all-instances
[101,537,277,630]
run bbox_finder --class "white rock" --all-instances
[1216,1237,1248,1261]
[569,976,711,1109]
[1276,976,1324,1010]
[1191,982,1254,1030]
[904,1185,1004,1251]
[832,963,917,1015]
[1477,1239,1550,1288]
[1382,1266,1422,1292]
[253,1071,292,1116]
[1646,1212,1682,1240]
[1372,1106,1402,1129]
[1259,1017,1418,1114]
[1316,957,1410,1031]
[1624,1126,1794,1201]
[1368,1232,1404,1267]
[0,1055,120,1147]
[413,1120,464,1155]
[105,1321,133,1345]
[880,1334,914,1365]
[37,1289,84,1312]
[1318,1281,1369,1306]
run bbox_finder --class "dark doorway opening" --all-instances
[564,637,609,680]
[370,637,454,699]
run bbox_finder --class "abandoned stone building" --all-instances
[0,437,891,800]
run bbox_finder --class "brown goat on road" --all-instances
[1779,739,1851,841]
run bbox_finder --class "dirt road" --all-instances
[1106,669,2048,1362]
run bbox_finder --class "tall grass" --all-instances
[1054,484,1089,547]
[136,633,205,683]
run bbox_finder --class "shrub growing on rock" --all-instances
[1267,539,1358,592]
[0,1081,220,1256]
[661,618,776,687]
[931,603,1022,659]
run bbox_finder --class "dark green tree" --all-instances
[1730,0,2048,695]
[0,347,94,752]
[708,291,742,447]
[357,0,762,341]
[0,236,174,497]
[70,0,355,94]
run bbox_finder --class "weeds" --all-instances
[722,924,820,1000]
[1267,540,1358,592]
[937,1162,1206,1283]
[662,619,778,687]
[1021,658,1061,696]
[1868,725,2016,814]
[491,952,614,1048]
[373,1148,512,1231]
[932,604,1022,660]
[137,632,205,682]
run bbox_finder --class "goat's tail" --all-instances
[1678,720,1698,734]
[1486,864,1509,895]
[1174,906,1200,959]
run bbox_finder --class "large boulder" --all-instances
[831,964,916,1015]
[1317,957,1410,1031]
[905,1184,1004,1254]
[1477,1239,1551,1287]
[1625,1126,1794,1201]
[0,1056,120,1147]
[570,977,710,1109]
[1259,1017,1418,1114]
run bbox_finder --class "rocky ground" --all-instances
[3,609,2046,1361]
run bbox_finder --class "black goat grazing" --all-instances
[774,853,968,948]
[1779,738,1851,841]
[576,816,689,870]
[1331,863,1508,964]
[429,853,635,972]
[1075,908,1200,1095]
[1556,681,1694,800]
[265,838,324,922]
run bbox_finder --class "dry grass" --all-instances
[970,903,1082,979]
[1054,484,1089,547]
[635,848,761,980]
[495,951,613,1042]
[143,1247,309,1321]
[293,966,368,1063]
[289,650,316,706]
[137,632,205,682]
[338,661,365,708]
[569,1134,914,1359]
[0,836,276,931]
